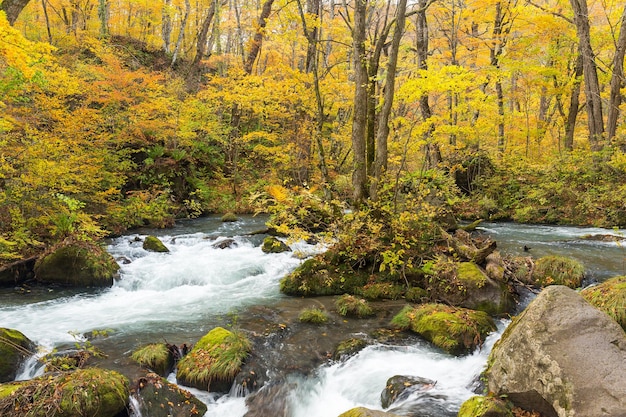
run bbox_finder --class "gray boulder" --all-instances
[486,285,626,417]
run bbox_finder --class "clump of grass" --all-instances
[299,307,329,324]
[581,276,626,331]
[359,283,404,300]
[532,255,585,288]
[131,343,174,376]
[335,294,374,318]
[176,327,251,391]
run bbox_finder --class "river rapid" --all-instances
[0,217,623,416]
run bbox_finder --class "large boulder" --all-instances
[485,285,626,417]
[455,262,513,315]
[0,368,129,417]
[143,235,170,253]
[34,240,119,287]
[134,372,207,417]
[0,328,35,382]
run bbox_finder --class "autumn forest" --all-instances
[2,0,626,264]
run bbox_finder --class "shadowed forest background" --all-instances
[2,0,626,264]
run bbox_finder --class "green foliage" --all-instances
[391,304,496,354]
[298,307,329,324]
[358,282,404,300]
[532,256,585,288]
[131,343,173,376]
[581,276,626,331]
[335,294,374,318]
[176,327,251,391]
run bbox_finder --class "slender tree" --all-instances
[607,5,626,141]
[0,0,30,24]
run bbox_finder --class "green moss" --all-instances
[0,382,23,399]
[261,236,290,253]
[457,395,513,417]
[405,286,428,303]
[143,235,170,253]
[333,338,368,360]
[457,262,488,287]
[35,241,120,287]
[358,282,404,300]
[176,327,251,392]
[391,304,496,355]
[0,368,129,417]
[581,276,626,330]
[131,343,174,376]
[221,212,239,222]
[532,256,584,288]
[335,294,374,318]
[298,307,329,324]
[0,328,34,383]
[280,257,369,296]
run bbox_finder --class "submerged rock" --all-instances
[213,238,238,249]
[143,235,170,253]
[34,240,119,287]
[485,285,626,417]
[134,372,207,417]
[381,375,436,409]
[0,328,35,382]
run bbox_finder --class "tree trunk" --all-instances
[491,1,506,155]
[351,0,369,206]
[564,53,583,151]
[371,0,407,200]
[243,0,274,74]
[570,0,604,149]
[171,0,191,67]
[162,0,173,53]
[191,0,217,67]
[98,0,109,37]
[41,0,52,43]
[0,0,30,25]
[607,5,626,140]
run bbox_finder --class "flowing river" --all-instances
[0,217,624,416]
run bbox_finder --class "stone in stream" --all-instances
[0,328,35,382]
[380,375,436,409]
[485,285,626,417]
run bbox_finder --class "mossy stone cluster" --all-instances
[34,240,120,287]
[131,343,176,377]
[280,257,369,296]
[135,372,207,417]
[0,368,129,417]
[391,304,496,355]
[0,328,35,383]
[531,255,584,288]
[581,275,626,330]
[143,235,170,253]
[176,327,251,392]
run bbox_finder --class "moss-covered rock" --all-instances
[131,343,177,377]
[531,255,584,288]
[34,240,119,287]
[221,212,239,222]
[0,368,129,417]
[338,407,401,417]
[391,304,496,355]
[176,327,251,392]
[381,375,436,409]
[280,257,369,296]
[143,235,170,253]
[261,236,291,254]
[135,372,207,417]
[0,382,25,400]
[298,307,329,324]
[581,275,626,331]
[0,328,35,383]
[457,395,513,417]
[358,283,404,300]
[333,338,368,361]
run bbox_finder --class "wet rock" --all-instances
[131,343,179,377]
[0,328,35,382]
[486,285,626,417]
[333,337,368,361]
[338,407,401,417]
[244,381,293,417]
[456,262,513,315]
[381,375,436,409]
[221,212,239,222]
[34,240,119,287]
[0,256,37,287]
[457,395,513,417]
[213,238,238,249]
[261,236,291,254]
[143,235,170,253]
[134,372,207,417]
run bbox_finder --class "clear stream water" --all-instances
[0,218,623,416]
